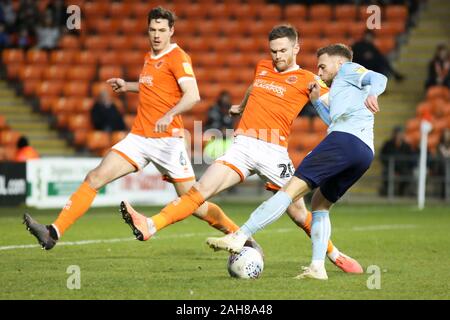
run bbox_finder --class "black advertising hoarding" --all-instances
[0,162,26,206]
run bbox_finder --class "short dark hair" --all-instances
[148,6,176,28]
[268,24,298,43]
[17,136,29,149]
[317,44,353,61]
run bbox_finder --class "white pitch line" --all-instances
[0,224,417,251]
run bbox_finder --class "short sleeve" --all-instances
[340,62,369,89]
[170,50,195,84]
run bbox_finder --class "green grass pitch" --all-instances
[0,202,449,300]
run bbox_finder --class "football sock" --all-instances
[200,202,239,234]
[300,210,336,256]
[240,191,292,237]
[311,210,331,268]
[151,187,205,231]
[53,181,97,237]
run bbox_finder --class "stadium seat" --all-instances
[43,65,67,81]
[99,66,124,81]
[130,2,152,19]
[309,5,333,21]
[74,51,99,65]
[74,97,94,114]
[51,97,76,116]
[0,115,9,131]
[231,4,259,19]
[296,22,323,38]
[120,50,145,66]
[109,36,130,51]
[68,114,91,132]
[22,80,40,97]
[208,3,233,19]
[2,49,25,64]
[358,6,372,21]
[83,2,109,18]
[416,101,433,118]
[86,131,112,152]
[50,50,75,65]
[66,66,96,82]
[347,22,367,40]
[89,19,121,34]
[284,4,307,21]
[109,1,133,18]
[427,86,450,101]
[84,36,110,51]
[247,20,273,36]
[38,96,57,113]
[59,35,81,50]
[374,36,396,54]
[98,51,121,65]
[126,93,139,113]
[126,65,142,81]
[63,82,90,97]
[406,118,421,133]
[0,130,21,146]
[19,65,44,81]
[36,81,64,98]
[26,50,48,64]
[374,22,405,37]
[132,36,150,51]
[405,130,420,147]
[385,5,408,22]
[335,5,357,21]
[256,4,282,21]
[121,18,143,34]
[430,98,448,116]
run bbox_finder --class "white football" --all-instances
[227,246,264,279]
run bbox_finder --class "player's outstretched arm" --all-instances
[230,85,253,116]
[154,78,200,133]
[106,78,139,93]
[309,81,331,125]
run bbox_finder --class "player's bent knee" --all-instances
[85,169,109,190]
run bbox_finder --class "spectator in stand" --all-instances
[352,30,405,82]
[425,44,450,89]
[205,90,234,132]
[90,89,126,132]
[15,136,39,162]
[46,0,68,31]
[15,0,39,37]
[0,22,10,50]
[15,27,32,51]
[0,0,17,33]
[379,126,416,196]
[36,13,60,51]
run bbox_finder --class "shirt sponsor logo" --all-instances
[253,79,287,97]
[139,74,153,86]
[258,70,268,76]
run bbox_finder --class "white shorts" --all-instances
[216,135,295,191]
[112,133,195,182]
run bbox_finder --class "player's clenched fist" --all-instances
[106,78,127,93]
[308,81,321,103]
[155,114,174,133]
[229,104,244,116]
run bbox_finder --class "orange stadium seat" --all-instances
[219,21,247,36]
[406,118,421,133]
[121,18,143,34]
[309,5,333,21]
[51,97,76,115]
[89,19,121,34]
[211,37,236,53]
[199,83,223,100]
[6,64,21,79]
[130,2,152,19]
[385,5,408,22]
[99,66,124,81]
[296,22,323,38]
[126,65,142,80]
[43,65,67,81]
[63,82,90,97]
[405,130,420,147]
[50,50,75,65]
[59,35,81,50]
[358,6,372,21]
[126,93,139,113]
[374,37,396,54]
[84,36,110,51]
[256,4,282,21]
[231,4,259,20]
[431,118,448,134]
[427,86,450,101]
[430,98,447,116]
[0,130,21,146]
[335,5,357,21]
[109,36,130,50]
[98,51,121,65]
[284,4,308,21]
[74,51,98,65]
[374,21,405,37]
[68,114,92,132]
[38,96,57,113]
[22,80,40,97]
[26,50,48,64]
[36,81,64,98]
[247,20,273,36]
[416,101,433,118]
[2,49,24,64]
[208,3,233,19]
[66,66,96,82]
[83,1,109,18]
[194,20,221,36]
[132,36,150,51]
[0,115,8,131]
[73,97,95,114]
[347,22,367,40]
[322,22,349,38]
[86,131,112,152]
[174,19,197,36]
[19,65,44,81]
[109,1,133,18]
[120,50,145,66]
[92,82,115,97]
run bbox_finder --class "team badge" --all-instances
[155,61,164,69]
[285,75,298,84]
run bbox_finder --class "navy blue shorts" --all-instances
[294,131,374,203]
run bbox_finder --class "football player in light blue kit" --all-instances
[206,44,388,280]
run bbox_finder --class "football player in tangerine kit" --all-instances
[120,24,363,273]
[23,7,254,251]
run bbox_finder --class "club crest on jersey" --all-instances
[285,75,298,84]
[139,74,153,86]
[154,61,164,69]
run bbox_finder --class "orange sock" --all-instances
[300,211,334,254]
[199,202,239,234]
[152,187,205,231]
[53,181,97,237]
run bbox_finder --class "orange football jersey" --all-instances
[236,59,328,147]
[131,44,195,138]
